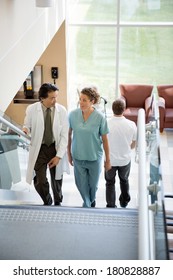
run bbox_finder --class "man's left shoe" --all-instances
[106,204,117,208]
[120,201,128,208]
[119,194,130,208]
[54,202,61,206]
[44,196,53,206]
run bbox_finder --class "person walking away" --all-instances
[105,98,137,208]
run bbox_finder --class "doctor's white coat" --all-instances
[23,102,70,184]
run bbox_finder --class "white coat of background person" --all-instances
[23,83,69,205]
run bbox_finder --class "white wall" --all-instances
[0,0,65,112]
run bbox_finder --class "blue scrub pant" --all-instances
[73,158,102,207]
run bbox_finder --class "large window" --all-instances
[66,0,173,112]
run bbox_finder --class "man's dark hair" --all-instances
[112,98,126,115]
[39,83,59,100]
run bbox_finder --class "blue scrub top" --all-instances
[69,108,109,161]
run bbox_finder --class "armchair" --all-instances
[119,84,153,124]
[157,85,173,133]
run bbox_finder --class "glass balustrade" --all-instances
[0,113,31,198]
[137,96,168,259]
[146,117,168,259]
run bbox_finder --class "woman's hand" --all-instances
[68,153,74,166]
[104,160,111,171]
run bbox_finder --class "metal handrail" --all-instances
[0,115,31,141]
[137,108,150,259]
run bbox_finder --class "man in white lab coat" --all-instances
[23,83,69,205]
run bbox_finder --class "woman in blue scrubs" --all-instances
[68,87,111,207]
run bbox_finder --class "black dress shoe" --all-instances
[120,201,128,208]
[44,196,53,206]
[119,194,130,208]
[106,204,117,208]
[54,202,61,206]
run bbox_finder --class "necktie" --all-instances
[43,108,53,146]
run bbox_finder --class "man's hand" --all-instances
[23,127,29,135]
[48,156,60,169]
